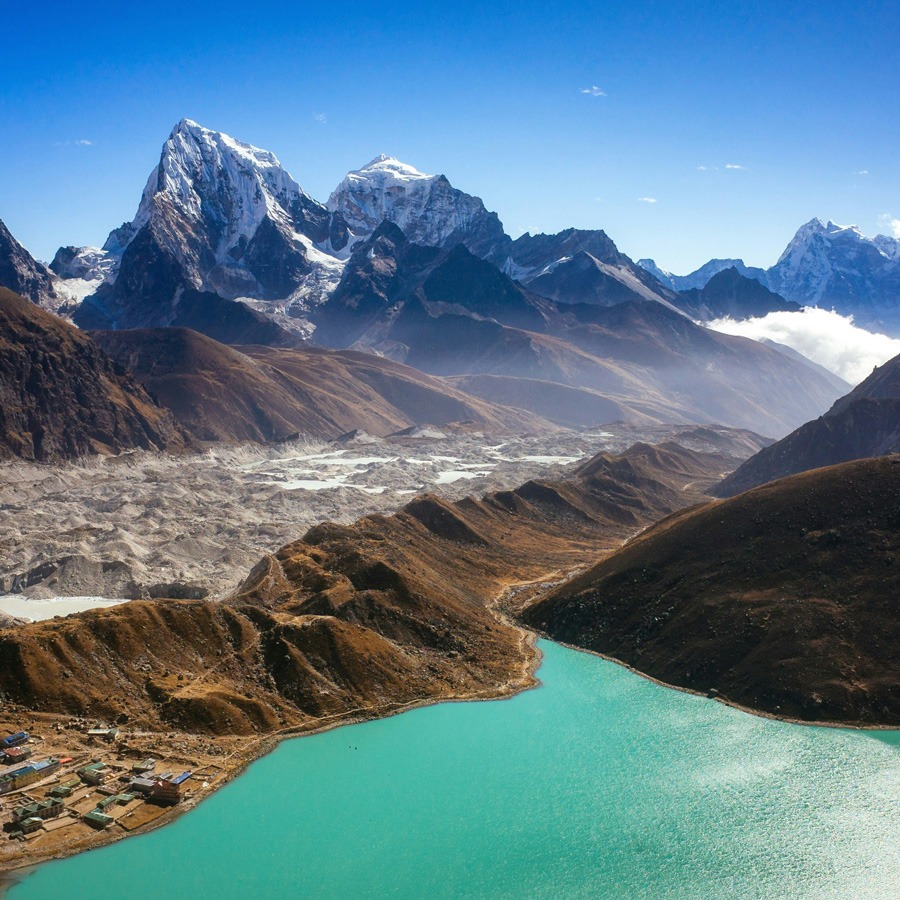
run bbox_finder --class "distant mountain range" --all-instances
[0,120,870,438]
[307,220,844,435]
[673,267,800,322]
[640,219,900,333]
[2,123,897,336]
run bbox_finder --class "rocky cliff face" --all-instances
[0,287,183,460]
[72,119,349,329]
[0,219,58,308]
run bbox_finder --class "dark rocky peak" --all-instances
[675,267,800,321]
[0,218,58,307]
[421,244,549,332]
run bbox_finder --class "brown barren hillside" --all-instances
[446,374,664,427]
[92,327,552,442]
[522,456,900,725]
[715,352,900,496]
[0,288,182,460]
[0,442,722,734]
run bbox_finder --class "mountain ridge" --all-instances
[0,287,183,460]
[640,218,900,332]
[714,351,900,496]
[522,455,900,725]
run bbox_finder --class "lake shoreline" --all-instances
[8,639,898,899]
[539,633,900,733]
[3,613,897,890]
[0,628,543,891]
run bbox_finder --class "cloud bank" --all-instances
[708,307,900,385]
[877,213,900,238]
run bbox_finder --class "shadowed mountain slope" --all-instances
[92,327,552,443]
[523,456,900,725]
[312,226,843,437]
[445,375,662,428]
[674,267,801,321]
[0,219,58,308]
[0,288,182,460]
[715,352,900,496]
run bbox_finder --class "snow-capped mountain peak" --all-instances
[58,120,351,328]
[357,155,434,182]
[326,155,507,258]
[765,218,900,327]
[129,118,323,260]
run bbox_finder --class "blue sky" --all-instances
[2,0,897,271]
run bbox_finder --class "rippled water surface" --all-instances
[11,641,899,899]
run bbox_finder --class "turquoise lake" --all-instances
[9,641,900,899]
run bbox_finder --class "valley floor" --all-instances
[0,422,763,875]
[0,423,736,603]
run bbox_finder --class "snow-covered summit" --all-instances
[774,218,867,269]
[125,117,330,266]
[353,155,434,184]
[66,120,350,328]
[327,155,507,258]
[766,218,900,328]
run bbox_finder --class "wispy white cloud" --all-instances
[312,113,327,124]
[696,165,708,171]
[709,307,900,384]
[724,163,745,170]
[855,169,869,175]
[638,197,657,204]
[55,139,94,147]
[580,86,606,97]
[877,213,900,238]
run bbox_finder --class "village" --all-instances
[0,717,232,861]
